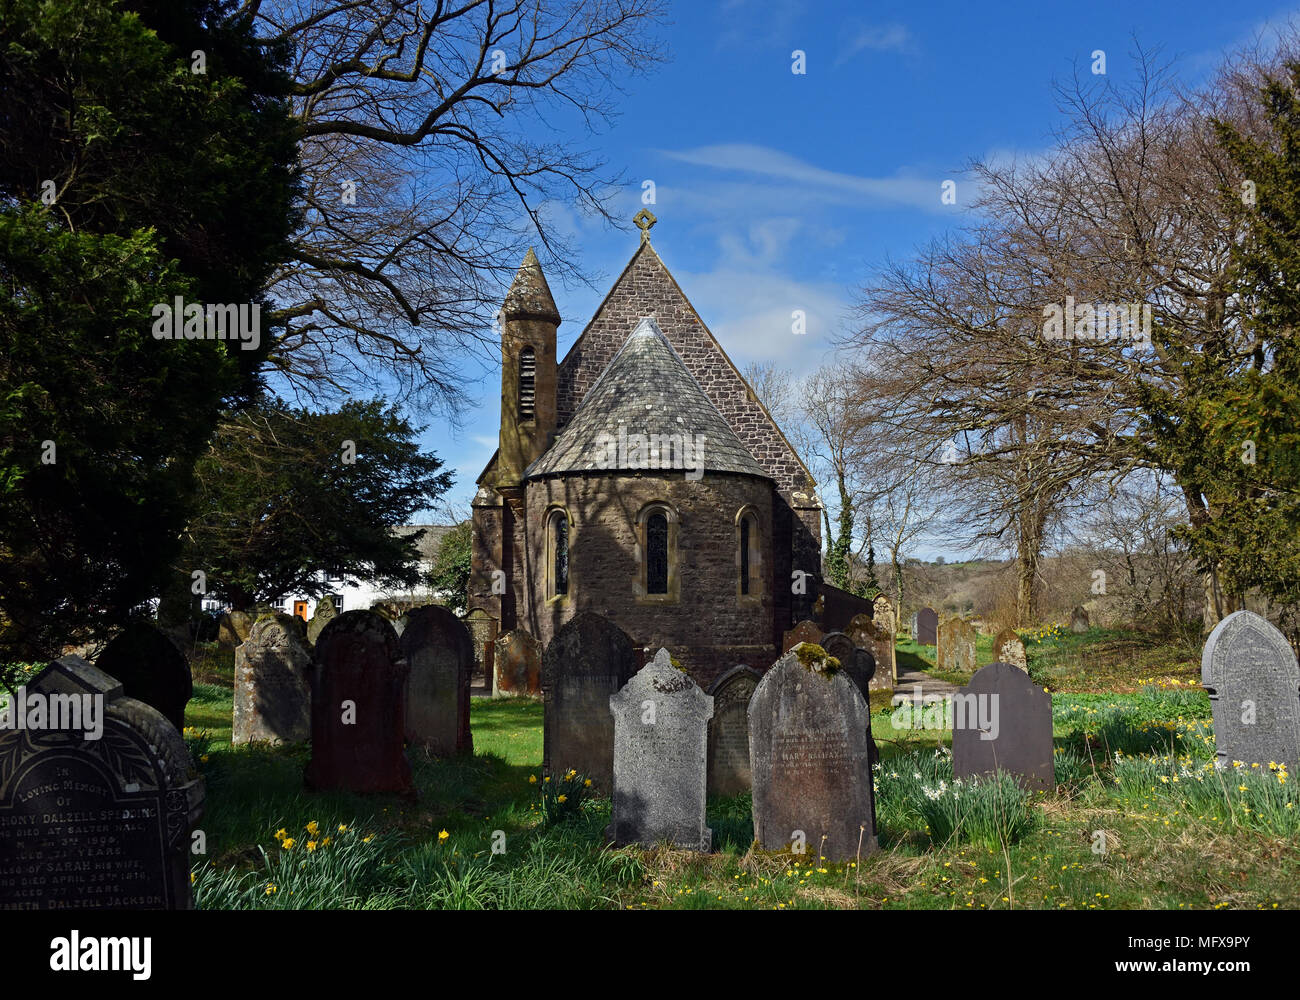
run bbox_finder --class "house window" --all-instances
[547,508,569,598]
[647,512,668,594]
[519,346,536,420]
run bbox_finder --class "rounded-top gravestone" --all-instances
[707,665,761,797]
[1201,610,1300,770]
[748,642,878,861]
[233,615,312,745]
[401,604,473,756]
[951,661,1054,792]
[305,610,414,799]
[542,613,638,792]
[915,607,938,646]
[95,622,193,733]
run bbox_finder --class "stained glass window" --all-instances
[554,513,569,595]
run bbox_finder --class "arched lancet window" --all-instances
[518,346,536,420]
[636,503,677,602]
[547,508,569,598]
[736,507,762,601]
[647,512,668,595]
[740,516,752,594]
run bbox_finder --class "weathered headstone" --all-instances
[952,662,1054,791]
[915,607,938,646]
[820,631,877,699]
[872,596,898,681]
[233,616,312,745]
[0,656,204,909]
[607,648,713,850]
[304,611,414,798]
[401,605,473,756]
[937,617,977,673]
[781,619,824,654]
[749,643,878,861]
[96,622,193,733]
[847,614,893,691]
[1070,606,1089,634]
[494,629,542,697]
[218,610,253,647]
[706,666,760,797]
[543,614,638,791]
[993,628,1028,672]
[1201,610,1300,769]
[464,608,499,688]
[306,594,340,646]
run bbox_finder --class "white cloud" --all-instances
[834,23,914,66]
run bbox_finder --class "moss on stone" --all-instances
[794,642,841,678]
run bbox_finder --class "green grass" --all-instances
[184,642,1300,910]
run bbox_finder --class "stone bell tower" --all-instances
[496,247,559,484]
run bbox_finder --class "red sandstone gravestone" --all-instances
[495,629,542,697]
[781,619,823,654]
[305,610,414,798]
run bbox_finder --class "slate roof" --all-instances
[525,317,770,480]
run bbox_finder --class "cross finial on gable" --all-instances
[633,208,657,243]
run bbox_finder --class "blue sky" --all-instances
[423,0,1297,534]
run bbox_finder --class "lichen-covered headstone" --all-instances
[306,595,340,646]
[937,618,977,673]
[401,605,473,756]
[305,611,414,798]
[607,648,713,851]
[0,656,204,909]
[95,622,193,733]
[494,629,542,697]
[1070,606,1089,634]
[993,628,1028,672]
[218,610,252,647]
[915,607,938,646]
[233,616,312,745]
[706,666,760,797]
[542,613,638,791]
[748,643,878,861]
[871,596,898,681]
[781,619,824,654]
[952,662,1054,791]
[846,614,893,691]
[1201,610,1300,769]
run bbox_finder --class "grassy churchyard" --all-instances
[182,627,1300,911]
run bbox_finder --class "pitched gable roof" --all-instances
[526,318,769,479]
[555,240,814,494]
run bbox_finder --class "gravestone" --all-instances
[401,605,473,756]
[607,648,713,851]
[706,666,761,797]
[1201,610,1300,769]
[915,607,938,645]
[937,618,977,673]
[781,619,824,654]
[306,595,340,646]
[820,632,876,700]
[218,610,252,647]
[494,629,542,697]
[872,596,898,681]
[233,616,312,745]
[304,610,414,798]
[994,628,1028,672]
[95,622,193,733]
[952,662,1054,791]
[847,614,894,691]
[542,613,638,791]
[1070,606,1090,634]
[0,656,204,909]
[464,608,499,688]
[749,643,878,861]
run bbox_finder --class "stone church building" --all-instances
[470,216,822,688]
